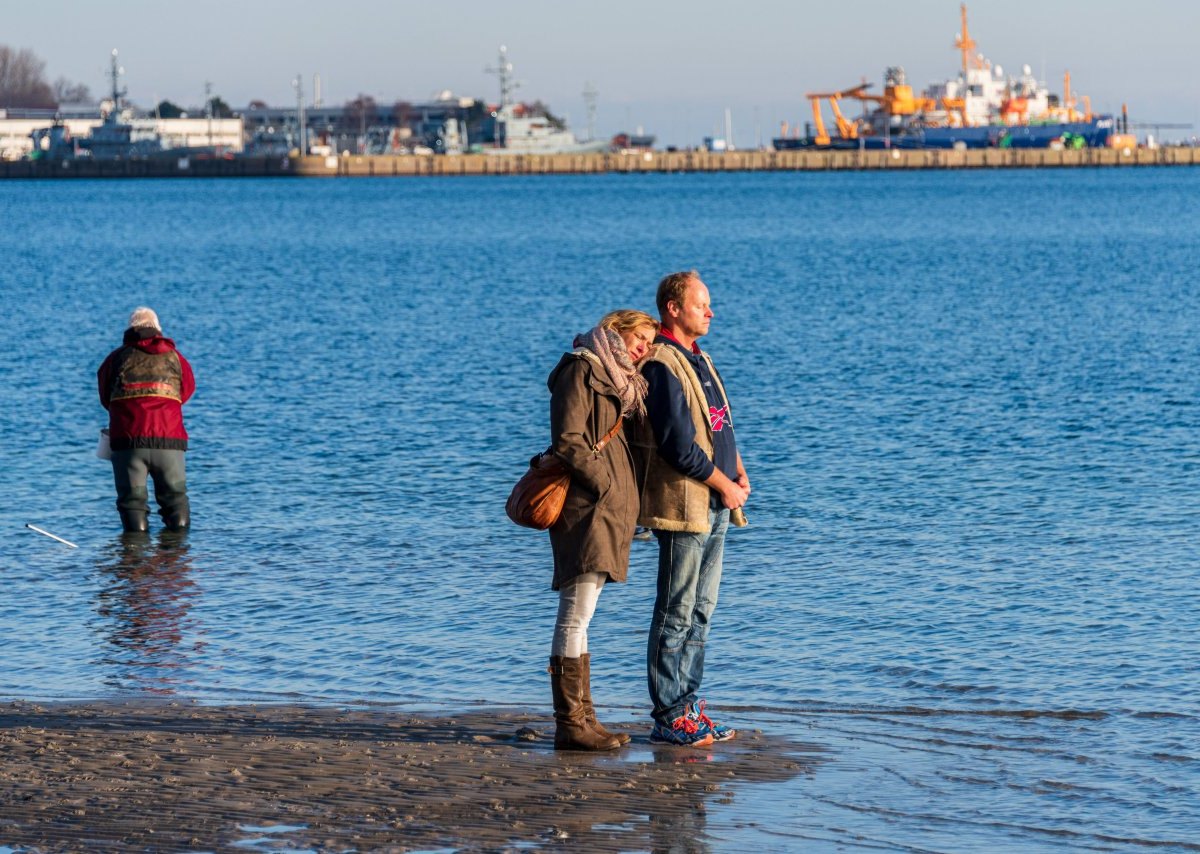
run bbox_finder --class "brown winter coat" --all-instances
[547,350,639,590]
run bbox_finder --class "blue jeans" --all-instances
[647,507,729,725]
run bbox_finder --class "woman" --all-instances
[547,308,658,751]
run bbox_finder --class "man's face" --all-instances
[671,278,713,340]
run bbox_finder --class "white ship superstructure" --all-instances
[484,46,607,155]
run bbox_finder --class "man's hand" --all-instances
[707,469,750,510]
[735,453,750,494]
[719,480,750,510]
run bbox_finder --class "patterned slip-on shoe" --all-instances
[687,700,737,742]
[649,713,715,747]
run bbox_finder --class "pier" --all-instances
[294,146,1200,176]
[0,155,292,179]
[2,146,1198,179]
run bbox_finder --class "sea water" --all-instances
[0,169,1197,850]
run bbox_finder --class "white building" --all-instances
[0,112,244,160]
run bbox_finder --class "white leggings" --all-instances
[551,571,607,658]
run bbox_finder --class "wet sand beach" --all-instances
[0,701,817,851]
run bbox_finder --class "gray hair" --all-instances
[128,306,161,331]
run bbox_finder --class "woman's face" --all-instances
[621,325,657,363]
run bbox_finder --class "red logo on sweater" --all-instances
[709,405,730,431]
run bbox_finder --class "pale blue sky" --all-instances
[7,0,1198,145]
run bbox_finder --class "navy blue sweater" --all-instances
[642,334,739,490]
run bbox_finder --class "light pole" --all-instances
[583,81,598,142]
[292,74,306,155]
[205,81,213,149]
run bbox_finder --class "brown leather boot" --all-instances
[580,653,631,745]
[549,656,621,751]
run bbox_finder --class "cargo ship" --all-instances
[774,5,1119,151]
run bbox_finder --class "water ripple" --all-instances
[1,170,1198,847]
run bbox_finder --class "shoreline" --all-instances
[1,145,1198,180]
[0,699,818,851]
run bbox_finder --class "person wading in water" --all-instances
[97,307,195,533]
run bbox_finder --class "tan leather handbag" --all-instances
[506,417,623,530]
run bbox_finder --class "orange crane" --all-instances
[804,84,871,145]
[806,80,939,144]
[1061,71,1092,121]
[847,79,938,117]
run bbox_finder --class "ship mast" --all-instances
[487,46,517,110]
[951,4,982,127]
[107,49,126,117]
[486,46,520,148]
[954,4,977,81]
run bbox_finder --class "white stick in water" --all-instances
[25,524,79,549]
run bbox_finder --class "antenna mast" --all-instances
[108,49,126,114]
[954,4,977,80]
[292,74,306,155]
[582,81,598,141]
[486,46,518,109]
[205,80,213,148]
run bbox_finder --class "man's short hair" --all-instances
[656,270,700,317]
[129,307,161,331]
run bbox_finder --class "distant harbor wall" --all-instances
[2,146,1198,179]
[293,147,1200,176]
[0,155,292,179]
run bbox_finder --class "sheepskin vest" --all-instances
[632,342,735,534]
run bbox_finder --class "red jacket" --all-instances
[97,327,195,451]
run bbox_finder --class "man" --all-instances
[97,307,195,533]
[634,270,749,747]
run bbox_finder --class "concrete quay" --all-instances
[0,155,293,179]
[2,146,1197,179]
[294,146,1200,176]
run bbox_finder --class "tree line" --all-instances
[0,45,90,109]
[0,44,234,117]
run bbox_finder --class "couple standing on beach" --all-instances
[545,270,750,750]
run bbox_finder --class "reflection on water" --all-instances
[537,733,812,853]
[92,532,201,695]
[648,800,709,854]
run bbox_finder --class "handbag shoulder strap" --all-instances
[592,416,624,455]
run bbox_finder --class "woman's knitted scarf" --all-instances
[572,326,649,418]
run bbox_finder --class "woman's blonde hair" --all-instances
[599,308,657,336]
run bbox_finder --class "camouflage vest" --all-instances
[109,347,183,403]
